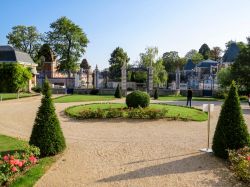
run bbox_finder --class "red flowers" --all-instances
[11,167,17,172]
[29,155,37,164]
[246,156,250,161]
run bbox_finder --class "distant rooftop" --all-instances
[222,42,240,62]
[197,59,218,68]
[184,59,195,71]
[0,45,34,65]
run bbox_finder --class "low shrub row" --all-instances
[66,107,168,119]
[0,145,40,185]
[229,147,250,184]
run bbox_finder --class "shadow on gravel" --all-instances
[97,153,237,186]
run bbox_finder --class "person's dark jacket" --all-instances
[187,89,193,98]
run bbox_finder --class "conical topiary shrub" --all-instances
[114,84,122,98]
[212,81,250,159]
[29,78,66,157]
[154,88,159,100]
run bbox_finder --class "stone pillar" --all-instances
[176,68,180,90]
[121,62,127,96]
[94,65,99,89]
[74,74,80,88]
[147,66,153,94]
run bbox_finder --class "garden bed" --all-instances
[0,93,39,101]
[0,135,57,187]
[65,103,208,121]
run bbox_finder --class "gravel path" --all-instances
[0,96,249,187]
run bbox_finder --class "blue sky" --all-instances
[1,0,250,69]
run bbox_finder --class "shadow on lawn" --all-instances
[0,149,24,156]
[97,153,239,186]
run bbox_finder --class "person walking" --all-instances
[187,87,193,107]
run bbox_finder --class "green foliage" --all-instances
[228,147,250,183]
[231,42,250,91]
[114,84,122,98]
[154,88,159,99]
[29,79,66,157]
[126,91,150,108]
[127,107,167,119]
[185,49,204,64]
[31,86,42,93]
[6,25,41,61]
[45,16,89,77]
[198,43,210,60]
[109,47,130,81]
[0,63,32,93]
[217,67,233,88]
[212,81,250,159]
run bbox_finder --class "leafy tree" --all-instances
[199,43,210,60]
[185,49,197,59]
[231,39,250,91]
[45,16,89,77]
[185,49,203,64]
[191,52,204,64]
[114,84,122,98]
[162,51,180,73]
[0,63,32,93]
[210,47,222,61]
[29,78,66,157]
[109,47,130,81]
[212,81,250,159]
[6,25,41,61]
[139,47,168,85]
[217,67,233,88]
[80,59,91,88]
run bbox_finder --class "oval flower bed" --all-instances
[0,145,40,186]
[65,103,207,121]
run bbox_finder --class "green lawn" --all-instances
[66,103,207,121]
[158,95,220,101]
[54,94,116,103]
[0,135,56,187]
[0,93,38,101]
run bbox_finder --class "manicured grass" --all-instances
[0,93,38,101]
[65,103,208,121]
[0,135,56,187]
[158,95,220,101]
[54,94,116,103]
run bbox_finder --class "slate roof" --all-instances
[222,42,240,62]
[197,59,218,68]
[0,45,34,65]
[184,59,195,71]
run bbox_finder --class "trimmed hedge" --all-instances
[126,91,150,108]
[154,88,159,99]
[212,81,250,159]
[29,78,66,157]
[114,84,122,98]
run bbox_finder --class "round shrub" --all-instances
[126,91,150,108]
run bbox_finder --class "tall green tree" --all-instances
[109,47,130,81]
[45,16,89,77]
[210,46,222,61]
[231,39,250,91]
[212,81,250,159]
[6,25,41,61]
[217,67,233,89]
[199,43,210,60]
[162,51,180,73]
[139,47,167,85]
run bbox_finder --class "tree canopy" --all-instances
[185,49,203,64]
[199,43,210,60]
[210,47,222,61]
[231,40,250,91]
[217,67,233,89]
[45,16,89,77]
[109,47,130,81]
[7,25,41,61]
